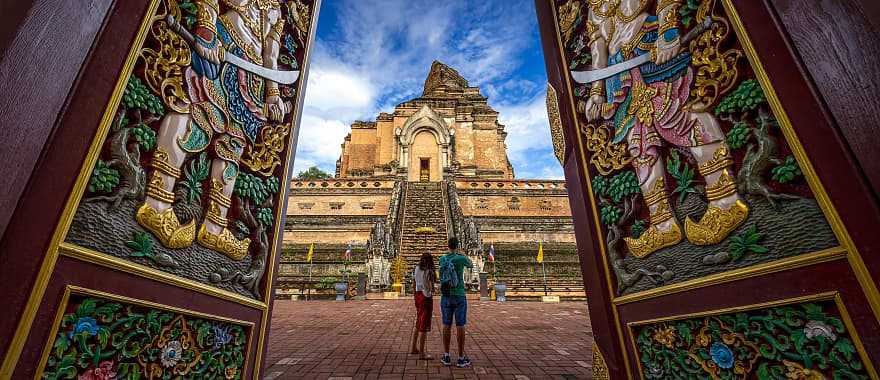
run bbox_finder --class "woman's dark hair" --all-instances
[418,252,436,283]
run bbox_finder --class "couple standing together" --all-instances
[410,237,473,368]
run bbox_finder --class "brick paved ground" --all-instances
[264,300,594,379]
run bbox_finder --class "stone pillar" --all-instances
[479,272,489,300]
[356,272,367,300]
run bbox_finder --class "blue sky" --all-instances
[292,0,563,179]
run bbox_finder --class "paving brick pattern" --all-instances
[265,300,594,379]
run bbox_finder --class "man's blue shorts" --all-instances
[440,295,468,326]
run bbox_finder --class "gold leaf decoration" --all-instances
[240,122,290,176]
[579,123,633,175]
[140,0,192,114]
[685,15,743,112]
[557,0,582,44]
[546,83,566,165]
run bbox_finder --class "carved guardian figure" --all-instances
[137,0,289,260]
[582,0,748,257]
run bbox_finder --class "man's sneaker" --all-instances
[456,356,472,368]
[440,353,452,366]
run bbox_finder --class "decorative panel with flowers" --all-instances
[40,292,250,379]
[631,298,871,379]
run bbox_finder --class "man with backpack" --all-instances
[438,237,473,367]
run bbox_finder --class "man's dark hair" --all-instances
[448,237,459,250]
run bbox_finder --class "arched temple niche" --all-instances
[409,131,441,181]
[397,105,452,181]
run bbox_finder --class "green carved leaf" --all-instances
[256,207,274,227]
[630,219,647,239]
[182,152,209,203]
[666,150,698,204]
[675,322,692,346]
[833,337,856,361]
[679,0,700,28]
[606,171,640,203]
[592,175,609,198]
[771,155,802,184]
[802,303,825,321]
[77,298,97,317]
[725,122,751,150]
[125,232,155,259]
[53,333,69,359]
[97,327,110,349]
[88,160,120,194]
[715,79,767,116]
[131,123,157,152]
[122,76,165,116]
[178,1,198,29]
[600,204,622,226]
[728,225,767,261]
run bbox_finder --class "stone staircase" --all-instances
[397,182,450,285]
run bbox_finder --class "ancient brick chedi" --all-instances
[279,62,582,299]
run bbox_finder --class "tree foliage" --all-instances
[88,160,120,194]
[606,171,641,203]
[771,155,802,184]
[630,219,647,239]
[296,166,332,180]
[122,76,164,116]
[679,0,701,27]
[715,79,766,116]
[131,122,157,152]
[725,121,750,150]
[234,172,272,204]
[600,204,622,226]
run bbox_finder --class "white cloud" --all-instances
[302,64,375,115]
[496,91,564,179]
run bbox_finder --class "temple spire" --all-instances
[422,60,469,96]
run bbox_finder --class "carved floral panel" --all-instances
[555,0,838,295]
[40,291,250,379]
[65,0,316,299]
[631,298,871,379]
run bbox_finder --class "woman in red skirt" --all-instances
[410,252,436,359]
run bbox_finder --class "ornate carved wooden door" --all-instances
[0,0,320,378]
[536,0,880,378]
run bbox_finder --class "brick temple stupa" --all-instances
[278,62,582,299]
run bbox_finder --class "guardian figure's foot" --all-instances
[137,155,196,248]
[624,178,683,258]
[685,148,749,245]
[624,222,682,258]
[195,179,250,260]
[197,224,251,260]
[136,202,196,249]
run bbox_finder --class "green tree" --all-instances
[714,79,766,116]
[296,166,332,180]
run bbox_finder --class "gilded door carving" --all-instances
[1,0,320,377]
[538,0,880,377]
